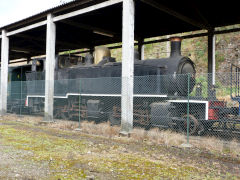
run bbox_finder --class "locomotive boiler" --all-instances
[26,37,195,95]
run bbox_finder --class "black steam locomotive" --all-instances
[25,38,194,116]
[9,37,240,135]
[8,37,199,132]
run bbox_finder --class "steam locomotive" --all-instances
[7,37,240,135]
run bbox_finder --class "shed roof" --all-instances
[1,0,240,61]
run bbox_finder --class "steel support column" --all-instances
[44,14,56,121]
[138,39,144,60]
[166,35,170,57]
[141,44,145,60]
[208,31,216,97]
[121,0,135,134]
[0,30,9,115]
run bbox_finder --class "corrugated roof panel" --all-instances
[0,0,97,30]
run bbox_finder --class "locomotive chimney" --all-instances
[169,37,182,57]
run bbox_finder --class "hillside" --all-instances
[111,29,240,74]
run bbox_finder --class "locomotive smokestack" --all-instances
[170,37,182,57]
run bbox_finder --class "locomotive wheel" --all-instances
[180,114,199,135]
[167,113,180,131]
[53,109,61,119]
[197,121,205,135]
[67,100,75,120]
[168,119,180,131]
[60,104,69,120]
[61,112,68,120]
[108,113,120,126]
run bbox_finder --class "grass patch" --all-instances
[0,125,88,179]
[1,116,240,179]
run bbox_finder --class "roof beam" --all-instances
[53,0,123,22]
[2,0,122,37]
[188,0,211,29]
[10,47,42,54]
[9,59,29,64]
[0,0,94,31]
[6,20,47,37]
[140,0,209,29]
[62,20,117,37]
[15,34,87,49]
[8,54,31,61]
[214,27,240,35]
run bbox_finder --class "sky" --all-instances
[0,0,73,27]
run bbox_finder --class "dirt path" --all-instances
[0,118,240,179]
[0,144,50,179]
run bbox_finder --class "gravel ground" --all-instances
[0,144,50,179]
[0,115,240,179]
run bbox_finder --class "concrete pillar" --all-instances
[44,14,56,121]
[0,30,9,115]
[121,0,135,134]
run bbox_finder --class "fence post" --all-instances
[20,79,22,116]
[181,73,192,148]
[187,73,190,144]
[75,79,82,131]
[78,79,81,129]
[20,67,23,116]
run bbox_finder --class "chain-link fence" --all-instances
[5,72,240,151]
